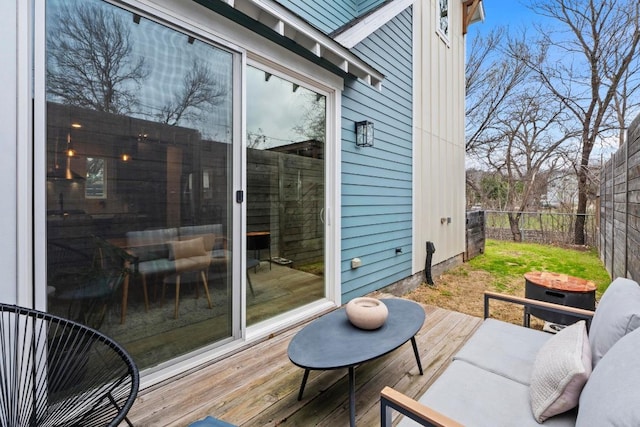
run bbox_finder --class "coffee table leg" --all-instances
[348,367,356,427]
[411,337,423,375]
[297,369,310,401]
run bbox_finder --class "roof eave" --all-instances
[463,0,485,34]
[194,0,384,90]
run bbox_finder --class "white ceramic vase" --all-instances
[345,297,389,330]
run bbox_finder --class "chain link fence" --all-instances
[482,210,597,246]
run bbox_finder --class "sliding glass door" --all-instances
[245,65,326,325]
[42,0,332,374]
[44,0,237,370]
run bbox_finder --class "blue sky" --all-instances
[468,1,540,37]
[466,1,622,161]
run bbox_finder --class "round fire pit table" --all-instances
[524,271,596,325]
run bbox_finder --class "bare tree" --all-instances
[46,2,147,114]
[247,129,267,149]
[523,0,640,244]
[292,94,326,144]
[159,60,227,126]
[465,28,530,155]
[479,87,576,241]
[610,61,640,146]
[466,170,510,210]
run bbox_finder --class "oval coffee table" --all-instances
[287,298,425,426]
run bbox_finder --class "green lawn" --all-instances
[469,239,611,296]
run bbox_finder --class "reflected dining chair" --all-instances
[163,237,213,319]
[124,228,178,321]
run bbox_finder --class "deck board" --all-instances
[126,302,482,426]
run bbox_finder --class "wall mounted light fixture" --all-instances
[355,120,374,147]
[119,138,138,162]
[66,133,76,157]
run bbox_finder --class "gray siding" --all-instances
[276,0,387,33]
[276,0,357,33]
[341,7,413,302]
[357,0,385,15]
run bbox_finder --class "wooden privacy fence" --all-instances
[465,210,485,261]
[247,148,324,267]
[599,113,640,281]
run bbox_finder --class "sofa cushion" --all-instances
[169,237,207,260]
[136,258,176,276]
[174,255,211,273]
[576,326,640,426]
[398,360,576,427]
[180,224,223,252]
[530,321,591,423]
[127,228,178,261]
[453,318,552,385]
[588,277,640,367]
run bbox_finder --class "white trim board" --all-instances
[333,0,414,49]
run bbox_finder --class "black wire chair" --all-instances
[51,235,138,330]
[0,303,139,427]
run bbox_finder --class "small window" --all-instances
[437,0,449,41]
[85,157,106,199]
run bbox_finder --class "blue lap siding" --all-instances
[340,7,413,302]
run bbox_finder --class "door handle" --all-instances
[320,207,330,225]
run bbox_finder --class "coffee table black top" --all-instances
[287,298,425,370]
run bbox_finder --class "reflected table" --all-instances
[287,298,425,426]
[246,231,271,270]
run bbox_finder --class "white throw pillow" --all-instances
[588,277,640,366]
[530,320,592,423]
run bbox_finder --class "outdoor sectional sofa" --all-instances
[381,277,640,426]
[127,224,226,269]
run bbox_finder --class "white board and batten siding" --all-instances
[0,0,31,305]
[412,0,467,277]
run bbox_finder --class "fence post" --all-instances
[624,138,629,278]
[610,156,615,276]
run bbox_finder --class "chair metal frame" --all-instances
[0,303,139,427]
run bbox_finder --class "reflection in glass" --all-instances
[438,0,449,37]
[45,0,234,370]
[85,157,106,199]
[246,66,326,325]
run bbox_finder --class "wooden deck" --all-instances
[126,301,482,426]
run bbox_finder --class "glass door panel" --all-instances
[44,0,236,370]
[246,66,326,325]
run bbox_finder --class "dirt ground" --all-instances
[401,263,547,329]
